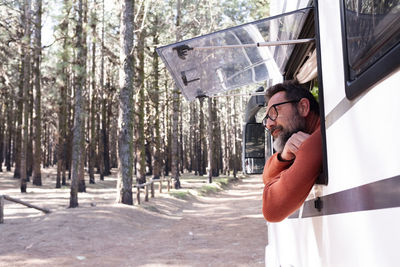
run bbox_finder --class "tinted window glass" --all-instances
[245,123,265,158]
[344,0,400,80]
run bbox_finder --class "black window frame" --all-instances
[284,4,329,185]
[340,0,400,100]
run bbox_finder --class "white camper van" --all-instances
[157,0,400,266]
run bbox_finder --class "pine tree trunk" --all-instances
[163,72,170,176]
[56,0,70,188]
[14,54,23,180]
[207,97,213,183]
[20,0,32,192]
[27,80,34,180]
[0,105,4,172]
[97,0,106,180]
[135,18,146,185]
[42,123,47,167]
[188,103,194,173]
[78,0,88,193]
[88,0,97,185]
[171,0,182,189]
[116,0,134,205]
[70,0,85,208]
[5,90,13,171]
[32,0,42,186]
[198,98,205,176]
[212,99,220,177]
[104,97,111,175]
[179,107,184,173]
[231,97,238,178]
[151,38,161,179]
[97,101,104,180]
[225,97,231,176]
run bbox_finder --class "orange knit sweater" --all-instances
[262,113,322,222]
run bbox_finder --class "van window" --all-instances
[342,0,400,99]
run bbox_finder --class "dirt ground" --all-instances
[0,168,267,267]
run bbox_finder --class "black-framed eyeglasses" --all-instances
[262,100,300,128]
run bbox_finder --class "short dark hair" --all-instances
[265,80,319,115]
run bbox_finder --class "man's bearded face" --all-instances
[272,109,306,153]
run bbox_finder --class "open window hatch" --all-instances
[156,7,315,101]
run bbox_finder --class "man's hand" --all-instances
[280,131,310,161]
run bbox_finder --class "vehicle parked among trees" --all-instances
[157,0,400,266]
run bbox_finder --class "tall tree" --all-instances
[32,0,42,186]
[70,0,85,207]
[97,0,105,180]
[211,98,220,176]
[134,1,147,185]
[116,0,134,205]
[150,14,161,180]
[20,0,32,192]
[56,0,71,188]
[13,12,23,179]
[77,0,88,193]
[171,0,182,189]
[88,0,97,185]
[0,103,4,172]
[96,0,105,180]
[5,85,13,172]
[207,97,214,183]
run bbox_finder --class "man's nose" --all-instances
[266,117,276,130]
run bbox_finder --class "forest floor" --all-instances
[0,167,267,267]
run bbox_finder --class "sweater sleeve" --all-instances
[262,128,322,222]
[262,153,293,185]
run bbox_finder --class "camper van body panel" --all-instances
[318,0,346,115]
[325,72,400,193]
[266,207,400,267]
[266,0,400,266]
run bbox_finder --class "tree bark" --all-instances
[32,0,42,186]
[88,0,97,185]
[171,0,182,189]
[20,0,32,193]
[97,0,106,180]
[116,0,134,205]
[212,98,220,177]
[56,0,70,188]
[198,97,206,176]
[151,20,161,180]
[5,89,13,171]
[70,0,85,208]
[207,97,214,183]
[14,58,24,179]
[231,97,238,178]
[27,76,34,180]
[135,8,146,185]
[78,0,88,193]
[0,104,4,172]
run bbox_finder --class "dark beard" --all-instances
[272,112,306,153]
[273,128,293,153]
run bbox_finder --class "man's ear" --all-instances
[298,98,310,117]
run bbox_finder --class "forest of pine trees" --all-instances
[0,0,269,206]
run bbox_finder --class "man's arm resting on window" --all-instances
[262,129,322,222]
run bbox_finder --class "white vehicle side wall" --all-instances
[266,0,400,266]
[318,0,346,115]
[319,1,400,194]
[268,208,400,267]
[325,73,400,193]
